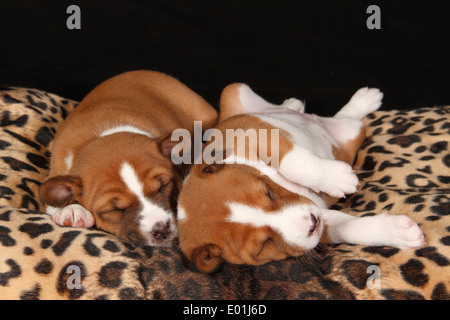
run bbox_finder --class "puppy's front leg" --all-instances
[322,209,425,249]
[279,146,359,198]
[47,204,95,228]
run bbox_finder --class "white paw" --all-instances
[320,161,359,198]
[375,212,425,249]
[337,87,383,119]
[282,98,305,113]
[348,87,383,117]
[53,204,95,228]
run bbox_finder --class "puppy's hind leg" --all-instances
[318,87,383,163]
[334,87,383,120]
[219,83,304,121]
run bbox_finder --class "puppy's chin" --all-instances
[146,229,177,247]
[147,239,175,248]
[119,225,177,247]
[301,221,324,250]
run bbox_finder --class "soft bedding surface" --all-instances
[0,87,449,299]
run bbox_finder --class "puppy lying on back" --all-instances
[177,84,425,272]
[39,70,217,246]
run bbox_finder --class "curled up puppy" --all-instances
[39,70,218,246]
[176,84,425,273]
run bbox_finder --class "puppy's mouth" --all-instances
[308,213,321,236]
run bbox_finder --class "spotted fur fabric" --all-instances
[0,87,449,299]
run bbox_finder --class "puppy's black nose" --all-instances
[151,221,171,240]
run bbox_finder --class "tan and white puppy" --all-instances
[177,84,425,272]
[39,70,218,246]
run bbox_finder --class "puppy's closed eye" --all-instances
[144,174,173,196]
[267,186,275,201]
[158,180,172,193]
[98,207,125,223]
[97,197,132,219]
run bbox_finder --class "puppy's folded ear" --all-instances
[158,134,177,158]
[39,175,83,207]
[158,132,195,180]
[192,244,223,273]
[201,163,224,175]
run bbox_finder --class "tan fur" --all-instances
[41,70,218,243]
[208,114,293,164]
[49,70,217,177]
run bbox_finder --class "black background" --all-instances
[0,0,449,115]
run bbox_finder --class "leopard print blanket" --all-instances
[0,87,449,300]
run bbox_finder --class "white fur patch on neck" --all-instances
[119,162,172,235]
[100,125,154,139]
[227,202,322,249]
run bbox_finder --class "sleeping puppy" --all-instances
[39,70,218,246]
[177,84,425,272]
